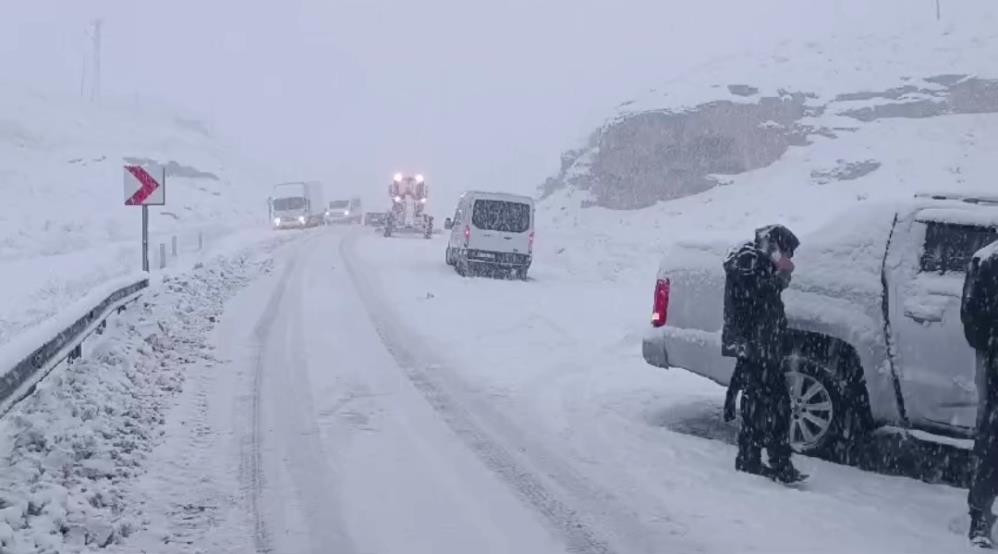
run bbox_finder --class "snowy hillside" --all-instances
[543,5,998,210]
[0,86,278,347]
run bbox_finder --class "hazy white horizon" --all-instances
[0,0,963,208]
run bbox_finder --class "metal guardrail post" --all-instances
[68,344,82,363]
[160,243,167,269]
[172,236,178,257]
[198,232,204,251]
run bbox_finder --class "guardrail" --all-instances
[0,278,149,416]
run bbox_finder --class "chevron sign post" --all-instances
[123,165,166,272]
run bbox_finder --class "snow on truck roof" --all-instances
[656,203,897,299]
[915,207,998,228]
[462,191,534,203]
[660,197,998,266]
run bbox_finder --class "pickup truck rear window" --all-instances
[472,200,531,233]
[920,222,998,273]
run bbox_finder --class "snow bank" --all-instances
[0,238,280,553]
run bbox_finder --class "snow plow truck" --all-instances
[384,173,433,239]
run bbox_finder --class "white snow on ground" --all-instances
[2,5,997,554]
[116,229,568,554]
[1,215,983,554]
[0,85,278,349]
[347,228,972,554]
[0,232,287,553]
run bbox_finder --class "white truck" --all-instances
[270,181,326,229]
[642,193,998,456]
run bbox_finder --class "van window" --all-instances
[920,222,998,273]
[472,200,530,233]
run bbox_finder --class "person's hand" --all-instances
[771,251,795,274]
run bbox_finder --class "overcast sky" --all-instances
[0,0,949,207]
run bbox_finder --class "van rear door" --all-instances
[469,199,532,258]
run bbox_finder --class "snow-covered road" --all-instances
[110,226,976,554]
[123,230,575,554]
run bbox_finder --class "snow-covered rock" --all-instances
[543,5,998,209]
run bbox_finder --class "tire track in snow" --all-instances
[246,255,301,553]
[246,233,357,554]
[341,234,677,554]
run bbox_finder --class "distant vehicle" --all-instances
[364,212,387,228]
[642,193,998,456]
[384,173,433,238]
[270,181,325,229]
[325,198,363,224]
[444,191,534,279]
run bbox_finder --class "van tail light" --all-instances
[651,278,671,328]
[464,225,471,247]
[528,231,535,253]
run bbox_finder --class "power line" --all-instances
[91,19,102,102]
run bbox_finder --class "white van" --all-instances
[444,192,535,279]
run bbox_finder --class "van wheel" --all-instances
[514,266,528,280]
[456,257,469,277]
[783,352,867,459]
[445,248,454,266]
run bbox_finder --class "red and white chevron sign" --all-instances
[123,165,165,206]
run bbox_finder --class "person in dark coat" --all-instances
[722,224,805,483]
[961,240,998,548]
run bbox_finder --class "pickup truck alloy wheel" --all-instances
[785,370,834,452]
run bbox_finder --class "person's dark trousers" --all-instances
[736,358,792,471]
[970,349,998,516]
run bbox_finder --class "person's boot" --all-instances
[767,462,808,484]
[970,508,996,549]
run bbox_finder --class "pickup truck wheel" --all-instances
[783,356,847,456]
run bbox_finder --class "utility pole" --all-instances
[936,0,941,21]
[90,19,102,102]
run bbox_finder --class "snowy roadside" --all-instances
[0,230,295,553]
[346,229,972,553]
[0,226,275,352]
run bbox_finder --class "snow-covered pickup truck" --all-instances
[643,194,998,456]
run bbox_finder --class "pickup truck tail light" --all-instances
[651,278,670,328]
[464,225,471,247]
